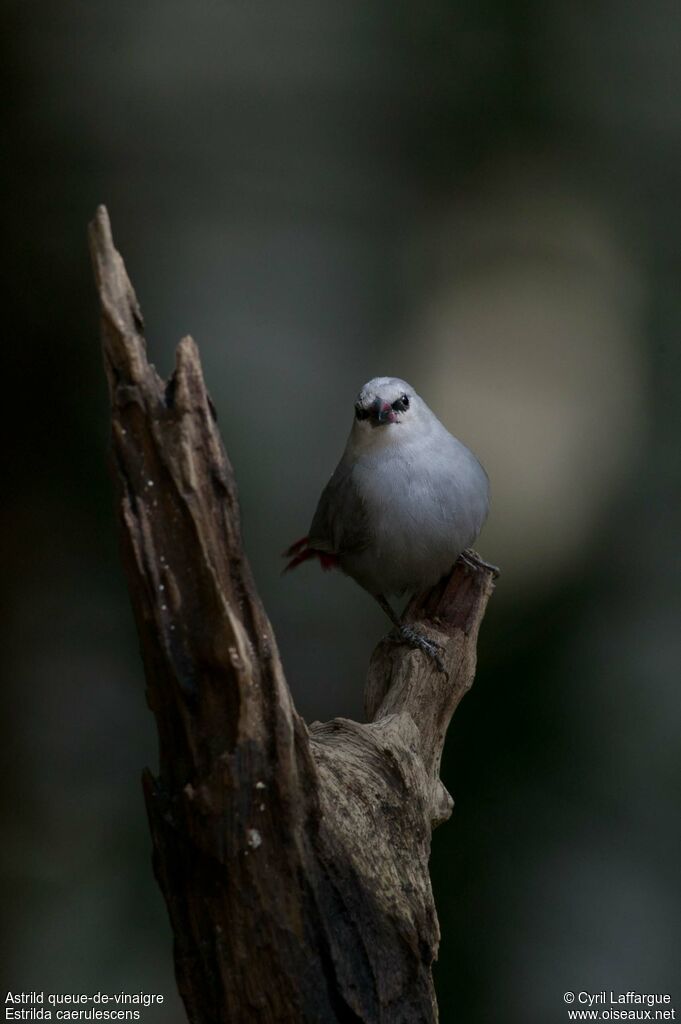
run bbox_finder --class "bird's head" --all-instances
[351,377,426,447]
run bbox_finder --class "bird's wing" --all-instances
[431,441,490,541]
[308,463,370,556]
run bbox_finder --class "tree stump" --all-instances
[88,206,496,1024]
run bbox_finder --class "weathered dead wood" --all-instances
[88,205,496,1024]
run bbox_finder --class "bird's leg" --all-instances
[375,594,446,673]
[375,594,401,629]
[458,548,500,578]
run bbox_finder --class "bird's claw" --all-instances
[458,548,500,578]
[389,625,446,674]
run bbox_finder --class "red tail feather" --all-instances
[283,536,310,557]
[283,536,339,573]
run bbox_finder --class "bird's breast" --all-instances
[342,441,488,595]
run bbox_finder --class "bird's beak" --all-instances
[370,398,395,426]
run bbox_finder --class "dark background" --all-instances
[3,2,680,1022]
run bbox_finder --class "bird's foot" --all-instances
[389,624,446,673]
[459,548,500,578]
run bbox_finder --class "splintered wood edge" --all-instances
[88,205,298,770]
[88,206,155,391]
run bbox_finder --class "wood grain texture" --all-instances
[89,205,496,1024]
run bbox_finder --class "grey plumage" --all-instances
[284,376,490,669]
[304,376,489,598]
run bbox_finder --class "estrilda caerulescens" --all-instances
[285,376,495,669]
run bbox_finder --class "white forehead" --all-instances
[356,376,414,405]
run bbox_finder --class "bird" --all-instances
[284,376,494,670]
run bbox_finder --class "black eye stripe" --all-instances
[356,394,409,419]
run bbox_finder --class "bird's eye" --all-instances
[391,394,410,412]
[355,404,369,421]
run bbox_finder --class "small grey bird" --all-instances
[285,376,493,668]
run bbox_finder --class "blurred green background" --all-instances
[2,2,680,1021]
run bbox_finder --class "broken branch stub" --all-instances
[89,205,495,1023]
